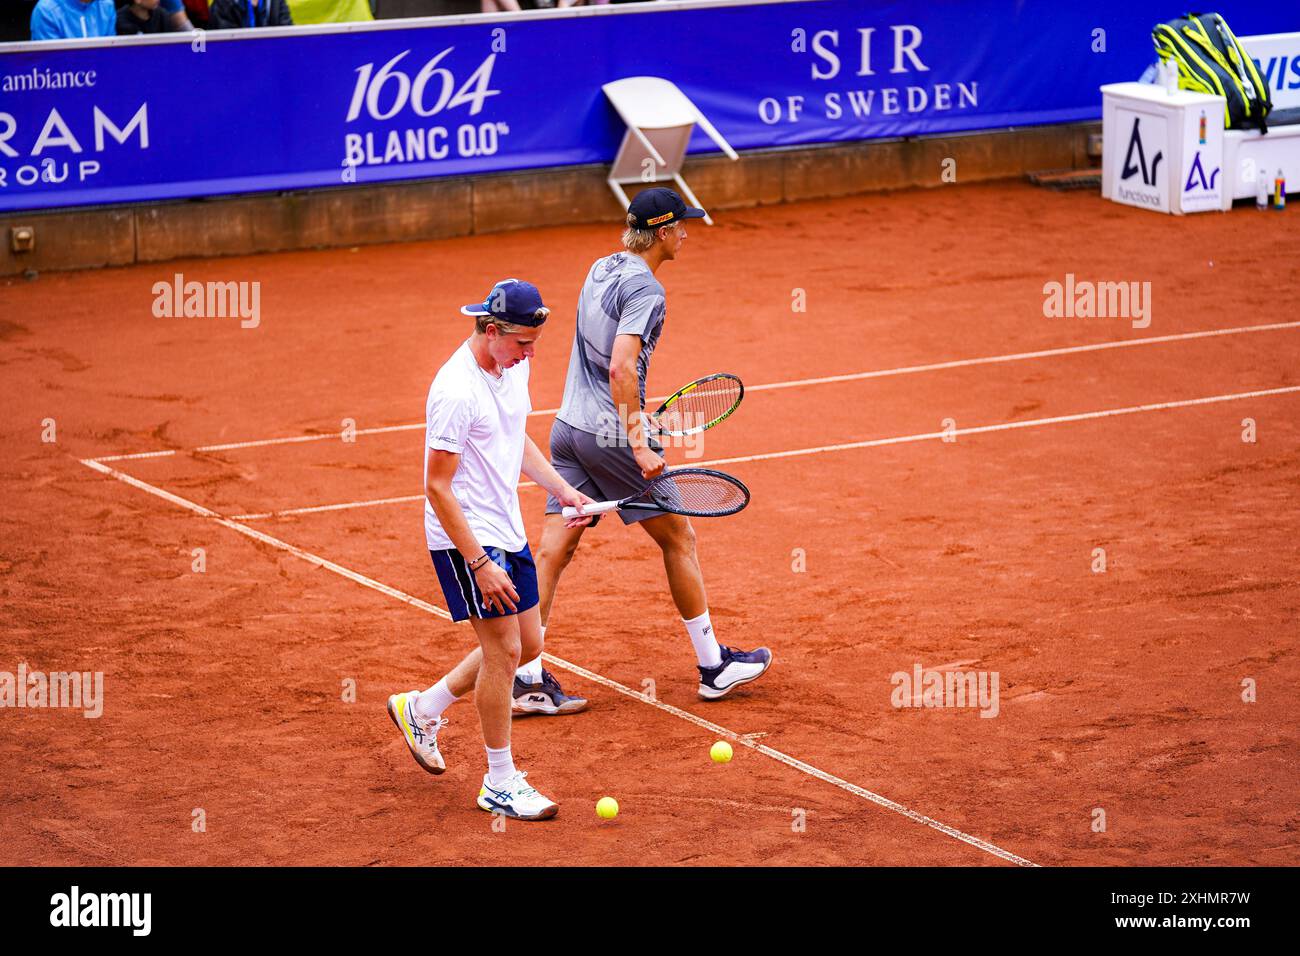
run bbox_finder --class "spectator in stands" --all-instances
[30,0,115,40]
[182,0,212,28]
[117,0,168,33]
[157,0,196,29]
[208,0,292,28]
[286,0,372,24]
[481,1,520,12]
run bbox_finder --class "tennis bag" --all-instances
[1153,12,1272,132]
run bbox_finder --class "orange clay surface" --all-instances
[1,180,1297,866]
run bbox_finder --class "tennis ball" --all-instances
[596,796,619,819]
[711,741,733,763]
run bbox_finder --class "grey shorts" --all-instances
[545,418,664,526]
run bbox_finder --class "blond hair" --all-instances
[474,315,524,336]
[473,310,548,336]
[622,213,678,253]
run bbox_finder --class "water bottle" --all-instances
[1257,171,1269,209]
[1275,171,1287,211]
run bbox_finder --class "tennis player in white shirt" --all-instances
[387,278,593,821]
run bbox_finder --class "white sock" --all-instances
[413,678,457,721]
[516,628,545,683]
[517,655,543,683]
[485,744,516,786]
[684,610,722,668]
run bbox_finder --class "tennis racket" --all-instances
[647,373,744,436]
[562,468,750,519]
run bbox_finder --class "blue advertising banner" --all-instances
[0,0,1284,212]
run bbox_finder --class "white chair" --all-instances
[601,76,739,225]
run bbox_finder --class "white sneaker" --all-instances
[476,771,559,821]
[387,691,447,775]
[697,645,773,700]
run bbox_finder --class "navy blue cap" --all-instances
[460,278,550,327]
[628,187,707,230]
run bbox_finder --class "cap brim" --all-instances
[681,207,707,220]
[460,304,491,316]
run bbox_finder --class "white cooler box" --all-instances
[1101,82,1227,215]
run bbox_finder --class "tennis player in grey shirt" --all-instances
[555,250,666,444]
[511,188,774,714]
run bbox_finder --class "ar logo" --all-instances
[1121,117,1163,185]
[1184,151,1220,192]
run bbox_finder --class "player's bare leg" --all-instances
[638,512,707,618]
[441,648,481,698]
[515,605,544,671]
[471,614,522,749]
[391,604,545,772]
[535,513,589,627]
[512,516,590,715]
[639,511,773,699]
[471,612,557,819]
[425,613,541,703]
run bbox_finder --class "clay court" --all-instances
[2,180,1297,867]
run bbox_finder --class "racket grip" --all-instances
[562,501,620,518]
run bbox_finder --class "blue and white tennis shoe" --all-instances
[512,668,589,716]
[697,645,773,700]
[476,771,559,821]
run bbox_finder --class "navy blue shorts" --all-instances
[430,544,539,623]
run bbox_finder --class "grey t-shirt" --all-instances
[556,252,667,441]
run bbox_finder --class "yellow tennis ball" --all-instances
[596,796,619,819]
[711,741,733,763]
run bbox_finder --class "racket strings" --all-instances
[656,376,742,434]
[649,470,749,517]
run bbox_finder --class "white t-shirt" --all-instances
[423,340,531,553]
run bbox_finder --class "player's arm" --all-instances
[521,435,595,527]
[610,333,664,480]
[425,449,518,612]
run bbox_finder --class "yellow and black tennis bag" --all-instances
[1153,12,1273,132]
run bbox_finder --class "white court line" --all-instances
[79,459,451,620]
[741,320,1300,395]
[78,458,1033,867]
[695,384,1300,468]
[88,320,1300,463]
[543,652,1036,866]
[230,384,1300,520]
[94,415,560,462]
[230,486,540,521]
[231,493,429,521]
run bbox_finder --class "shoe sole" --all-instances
[476,791,559,821]
[511,697,589,717]
[698,651,774,701]
[387,695,445,775]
